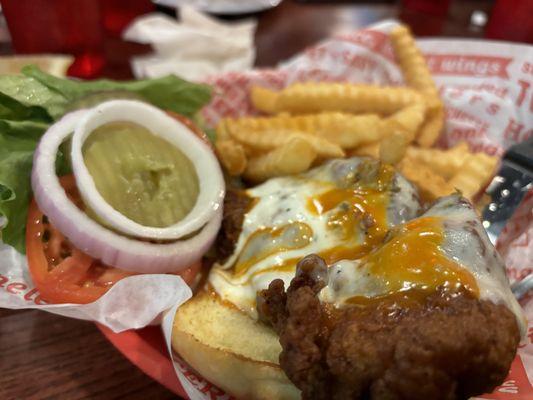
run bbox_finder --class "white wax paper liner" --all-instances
[0,242,193,331]
[161,20,533,400]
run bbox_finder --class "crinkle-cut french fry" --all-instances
[228,128,345,159]
[390,25,445,147]
[314,114,384,148]
[390,25,438,98]
[272,83,423,115]
[288,133,345,158]
[405,141,469,180]
[244,136,317,182]
[416,102,445,147]
[216,119,231,141]
[380,132,408,165]
[250,86,279,114]
[215,139,247,176]
[383,102,427,142]
[448,153,498,199]
[221,112,384,149]
[348,143,380,159]
[398,157,455,200]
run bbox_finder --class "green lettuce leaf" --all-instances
[0,148,35,252]
[0,117,43,251]
[0,76,66,120]
[22,65,212,119]
[0,65,212,253]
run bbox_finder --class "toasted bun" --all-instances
[172,291,300,400]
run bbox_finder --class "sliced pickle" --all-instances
[82,121,199,228]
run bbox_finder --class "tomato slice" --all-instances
[26,175,201,304]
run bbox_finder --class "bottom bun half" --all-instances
[172,291,300,400]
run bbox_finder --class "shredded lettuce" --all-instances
[0,66,212,253]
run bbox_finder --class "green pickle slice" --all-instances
[82,121,199,228]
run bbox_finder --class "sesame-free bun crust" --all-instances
[172,291,300,400]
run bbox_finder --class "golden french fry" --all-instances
[348,143,380,159]
[383,102,427,142]
[405,141,469,180]
[313,114,384,148]
[223,125,285,152]
[221,112,384,149]
[390,25,438,98]
[416,102,445,147]
[398,157,455,200]
[271,82,423,115]
[215,139,247,176]
[379,132,408,165]
[228,128,344,159]
[215,119,231,141]
[292,133,345,159]
[390,25,445,146]
[250,86,279,114]
[448,153,498,199]
[244,136,317,182]
[450,141,470,156]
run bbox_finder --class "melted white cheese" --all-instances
[319,194,527,337]
[209,158,525,337]
[209,158,420,317]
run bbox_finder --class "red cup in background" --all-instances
[0,0,105,78]
[0,0,155,79]
[485,0,533,44]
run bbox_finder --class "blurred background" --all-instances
[0,0,531,80]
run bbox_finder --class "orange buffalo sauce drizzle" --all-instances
[230,163,395,281]
[308,163,393,263]
[222,161,478,310]
[246,258,300,282]
[346,216,480,306]
[233,222,313,277]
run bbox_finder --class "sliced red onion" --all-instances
[31,110,222,273]
[71,100,224,240]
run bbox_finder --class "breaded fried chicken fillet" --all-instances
[258,254,520,400]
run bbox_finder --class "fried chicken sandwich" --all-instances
[172,157,525,400]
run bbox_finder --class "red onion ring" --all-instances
[71,100,225,240]
[31,111,223,273]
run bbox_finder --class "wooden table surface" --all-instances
[0,1,496,399]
